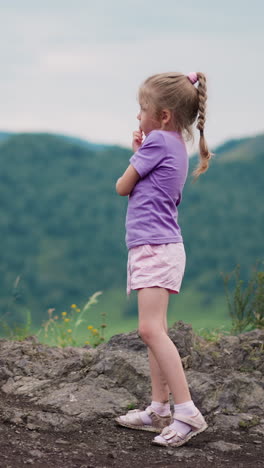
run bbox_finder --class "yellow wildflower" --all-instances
[67,329,72,333]
[76,308,81,312]
[92,329,99,335]
[87,325,93,330]
[71,304,77,308]
[85,341,90,344]
[64,318,70,323]
[61,312,67,316]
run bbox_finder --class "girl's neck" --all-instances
[160,121,177,132]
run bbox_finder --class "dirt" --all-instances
[0,392,263,468]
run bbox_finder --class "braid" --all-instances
[192,72,213,180]
[196,72,207,134]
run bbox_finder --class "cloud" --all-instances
[0,2,263,149]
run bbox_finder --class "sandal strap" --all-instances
[173,411,204,430]
[161,427,185,441]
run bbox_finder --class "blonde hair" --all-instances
[138,72,212,179]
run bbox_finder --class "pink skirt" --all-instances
[127,243,186,295]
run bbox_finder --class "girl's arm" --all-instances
[116,164,140,196]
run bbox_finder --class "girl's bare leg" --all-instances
[147,310,170,402]
[138,287,191,404]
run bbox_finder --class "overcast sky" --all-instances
[0,0,263,151]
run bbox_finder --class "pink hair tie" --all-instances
[187,72,198,84]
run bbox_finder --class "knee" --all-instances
[138,324,162,345]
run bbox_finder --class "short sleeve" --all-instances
[129,130,165,178]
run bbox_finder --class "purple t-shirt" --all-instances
[125,129,189,250]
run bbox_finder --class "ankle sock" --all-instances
[151,400,171,416]
[139,400,171,425]
[169,400,198,435]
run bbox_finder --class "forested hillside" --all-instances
[0,132,263,326]
[0,131,106,151]
[181,133,264,293]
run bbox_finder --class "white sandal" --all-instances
[152,410,208,446]
[115,406,172,433]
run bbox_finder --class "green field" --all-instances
[93,288,231,338]
[0,286,232,346]
[31,287,232,346]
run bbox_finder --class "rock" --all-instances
[28,431,40,439]
[168,321,200,358]
[55,438,69,444]
[2,377,51,395]
[166,450,174,456]
[37,377,135,422]
[212,413,260,431]
[28,449,44,458]
[249,423,264,436]
[185,370,221,413]
[106,330,146,352]
[217,373,264,413]
[89,347,150,400]
[171,448,205,459]
[207,440,242,452]
[0,321,263,437]
[0,361,13,381]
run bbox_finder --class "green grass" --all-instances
[0,287,232,345]
[168,288,232,332]
[69,286,232,341]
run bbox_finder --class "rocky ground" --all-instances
[0,321,263,468]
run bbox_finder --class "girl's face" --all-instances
[137,101,161,136]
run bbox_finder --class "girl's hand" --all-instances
[132,128,143,152]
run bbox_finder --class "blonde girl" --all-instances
[115,72,212,447]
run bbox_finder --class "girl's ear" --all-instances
[161,109,171,125]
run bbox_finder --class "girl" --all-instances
[115,72,212,447]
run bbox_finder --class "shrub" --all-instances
[222,263,264,333]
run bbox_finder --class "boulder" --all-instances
[0,321,263,435]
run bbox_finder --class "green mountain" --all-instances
[0,131,108,151]
[182,134,264,293]
[0,132,14,143]
[0,131,263,329]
